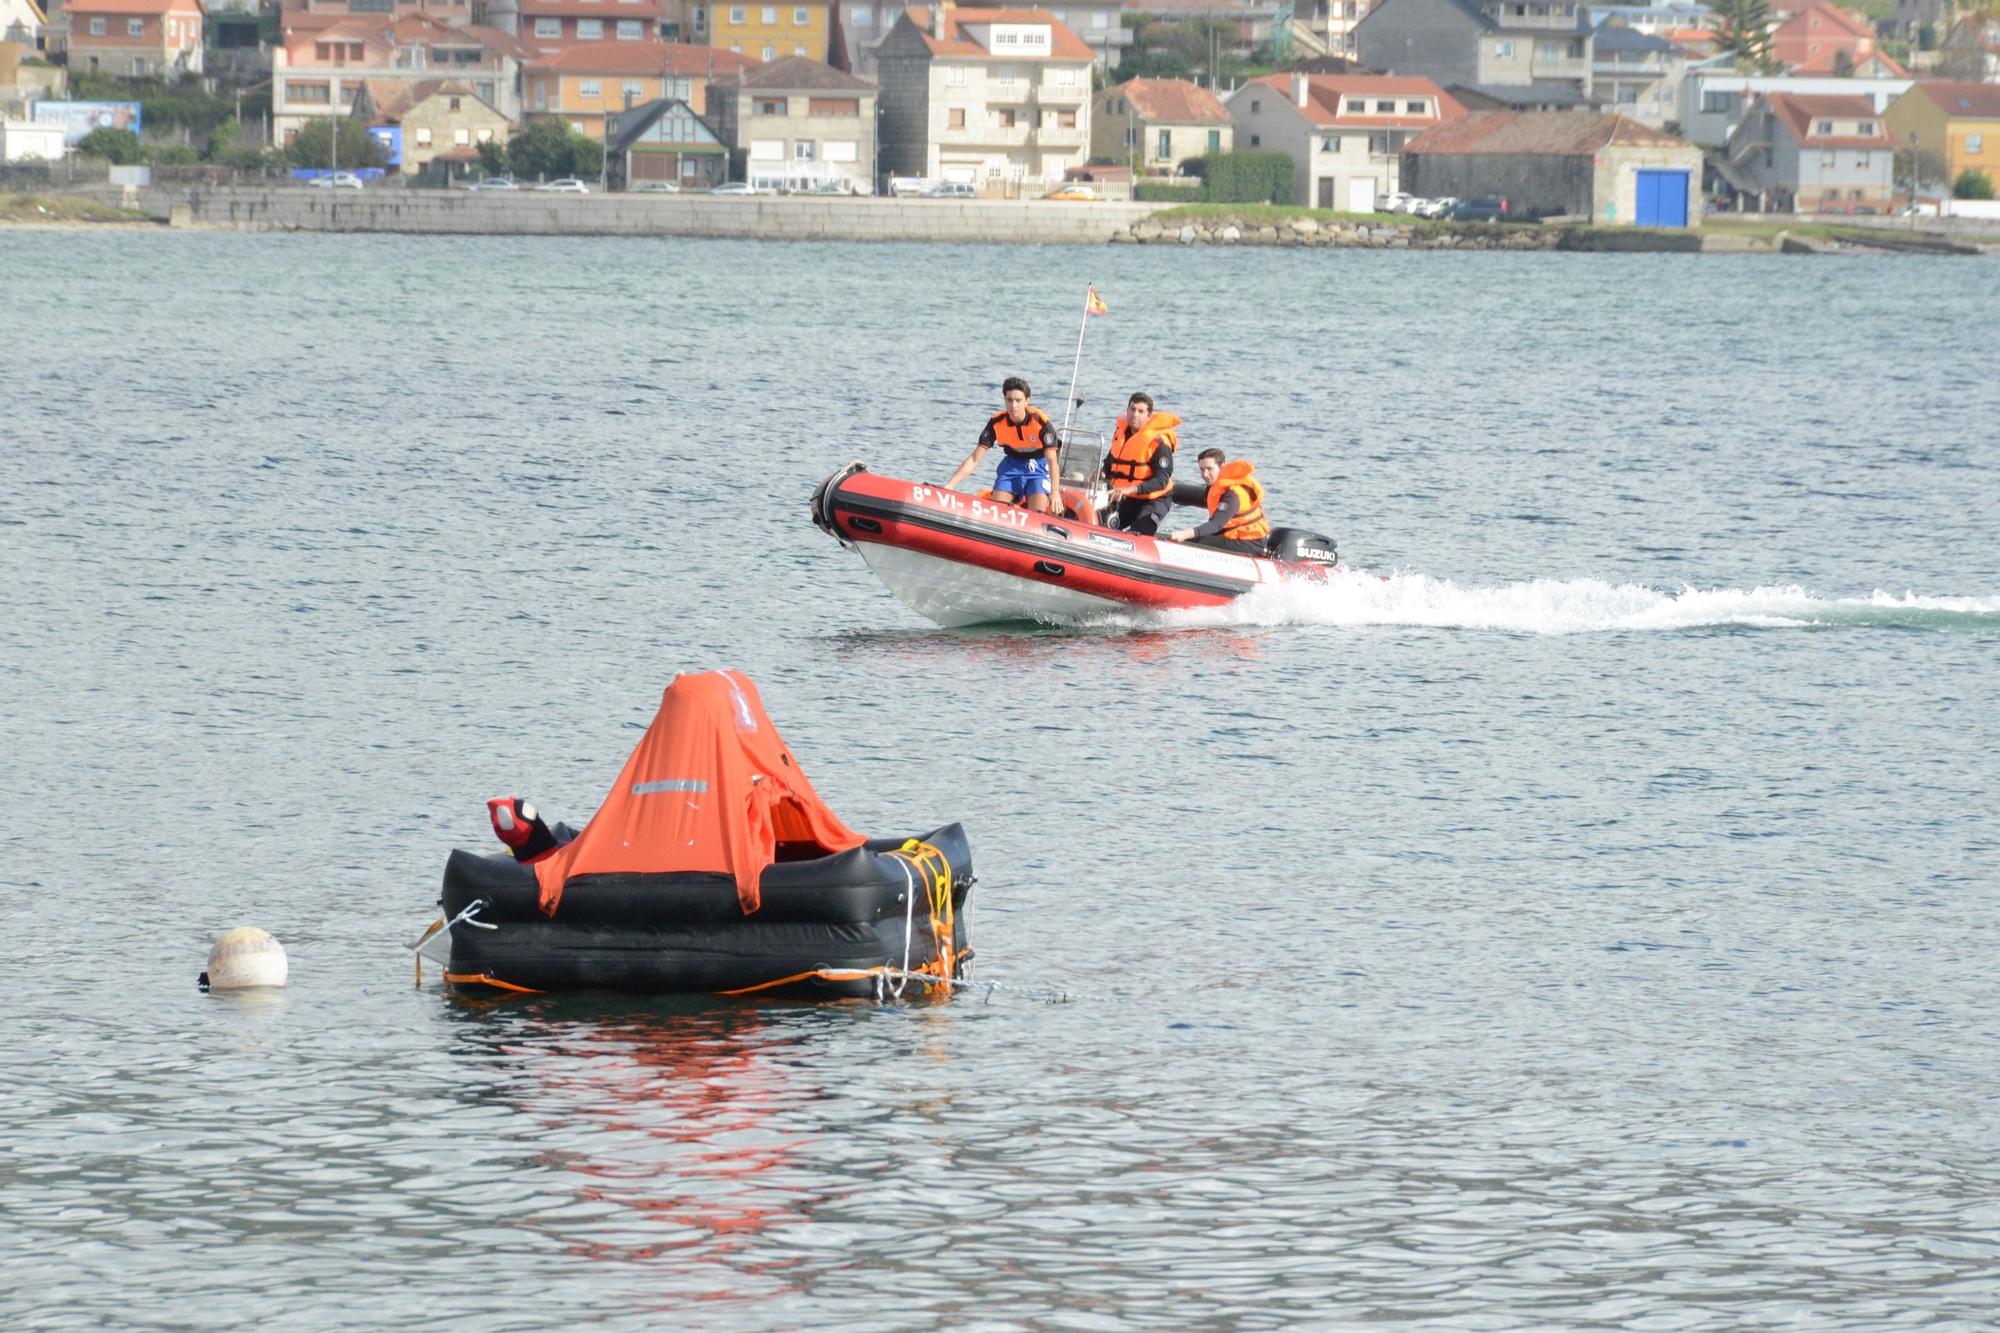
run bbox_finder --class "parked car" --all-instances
[631,180,681,194]
[1413,196,1457,219]
[923,181,977,198]
[1447,195,1510,221]
[1046,184,1097,201]
[311,172,366,190]
[888,176,930,197]
[1380,191,1416,214]
[534,178,590,194]
[466,176,518,192]
[709,180,761,195]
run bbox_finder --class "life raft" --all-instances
[423,670,974,998]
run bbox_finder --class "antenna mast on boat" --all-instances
[1059,283,1107,442]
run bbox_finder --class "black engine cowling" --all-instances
[1265,527,1338,564]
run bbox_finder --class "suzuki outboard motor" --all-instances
[1264,528,1338,565]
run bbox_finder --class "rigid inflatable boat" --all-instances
[811,462,1352,628]
[421,671,973,998]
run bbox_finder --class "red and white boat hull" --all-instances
[812,464,1339,628]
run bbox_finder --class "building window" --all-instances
[292,81,331,103]
[128,18,143,35]
[1538,39,1562,59]
[1250,133,1260,146]
[623,80,644,100]
[997,107,1017,127]
[88,16,105,33]
[1856,151,1870,169]
[762,5,776,21]
[795,139,814,158]
[1092,10,1106,25]
[1055,66,1076,86]
[762,43,775,59]
[730,5,745,22]
[454,127,470,145]
[449,96,461,110]
[947,65,965,85]
[1817,120,1833,134]
[809,97,859,115]
[794,6,808,22]
[534,17,560,36]
[1821,151,1836,168]
[1250,98,1259,113]
[1858,121,1875,135]
[416,127,433,146]
[1321,135,1340,151]
[1374,99,1394,113]
[1970,133,1985,153]
[1404,100,1424,113]
[580,79,601,96]
[1156,128,1169,156]
[1057,108,1075,128]
[477,128,493,142]
[854,4,872,23]
[755,97,787,114]
[695,6,708,30]
[578,18,603,37]
[948,106,964,127]
[1494,39,1513,57]
[794,44,805,54]
[1207,129,1219,151]
[617,19,642,36]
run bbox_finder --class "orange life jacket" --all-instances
[1106,411,1181,501]
[1206,459,1270,542]
[987,406,1056,459]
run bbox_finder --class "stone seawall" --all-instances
[103,185,1156,244]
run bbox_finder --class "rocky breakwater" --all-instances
[1111,213,1560,251]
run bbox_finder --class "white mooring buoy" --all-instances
[200,927,289,991]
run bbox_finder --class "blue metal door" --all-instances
[1635,169,1689,227]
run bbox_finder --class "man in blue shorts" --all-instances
[943,376,1065,515]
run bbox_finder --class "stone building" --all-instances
[1402,108,1703,224]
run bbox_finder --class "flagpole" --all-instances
[1059,285,1091,444]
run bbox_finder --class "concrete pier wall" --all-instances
[101,185,1158,244]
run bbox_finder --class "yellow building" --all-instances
[522,39,757,139]
[702,0,827,64]
[1884,81,2000,192]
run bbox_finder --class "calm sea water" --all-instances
[4,230,1997,1329]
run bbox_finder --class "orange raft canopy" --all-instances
[532,670,866,917]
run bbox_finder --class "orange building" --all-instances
[65,0,204,76]
[522,39,757,137]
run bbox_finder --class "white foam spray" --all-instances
[1089,573,2000,636]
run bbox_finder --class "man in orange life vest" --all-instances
[1100,391,1180,536]
[943,376,1064,514]
[1165,448,1271,554]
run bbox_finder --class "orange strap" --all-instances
[442,970,545,994]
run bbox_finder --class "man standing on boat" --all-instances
[1165,448,1271,554]
[944,377,1064,515]
[1101,391,1179,536]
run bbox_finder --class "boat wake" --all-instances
[1105,574,2000,636]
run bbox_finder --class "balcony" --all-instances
[1030,83,1088,105]
[1033,125,1087,147]
[941,122,1033,147]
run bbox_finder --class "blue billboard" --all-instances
[31,100,145,145]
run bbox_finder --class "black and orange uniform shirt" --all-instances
[979,408,1059,459]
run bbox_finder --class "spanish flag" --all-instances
[1086,286,1108,316]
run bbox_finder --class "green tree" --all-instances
[74,127,145,164]
[151,143,201,165]
[1953,168,1995,200]
[507,116,573,180]
[569,133,604,179]
[205,116,240,161]
[286,117,387,171]
[1711,0,1778,74]
[476,138,509,177]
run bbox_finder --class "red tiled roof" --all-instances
[1788,46,1908,77]
[1116,77,1229,124]
[65,0,201,14]
[1404,109,1686,155]
[1763,92,1898,148]
[1779,1,1874,42]
[525,38,758,75]
[1245,72,1463,130]
[1911,79,2000,119]
[899,6,1094,61]
[713,55,874,90]
[517,0,665,13]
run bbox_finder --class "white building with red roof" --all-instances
[1726,90,1898,214]
[875,3,1094,189]
[484,0,667,54]
[1225,71,1462,210]
[1092,76,1232,175]
[272,12,527,141]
